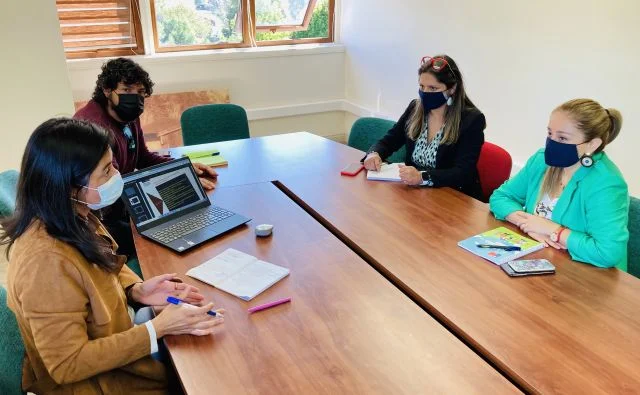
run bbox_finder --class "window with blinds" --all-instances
[56,0,144,59]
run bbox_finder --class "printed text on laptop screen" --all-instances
[124,167,205,226]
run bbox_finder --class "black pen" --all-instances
[476,244,521,251]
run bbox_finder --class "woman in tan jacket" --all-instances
[1,118,225,394]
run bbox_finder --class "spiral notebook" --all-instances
[458,227,544,265]
[186,248,290,301]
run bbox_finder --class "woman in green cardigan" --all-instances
[490,99,629,271]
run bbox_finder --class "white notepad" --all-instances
[186,248,290,301]
[366,163,402,181]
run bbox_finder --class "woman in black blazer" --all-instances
[364,55,486,200]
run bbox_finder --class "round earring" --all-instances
[446,96,453,106]
[580,153,594,167]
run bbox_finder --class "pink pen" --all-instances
[248,297,291,314]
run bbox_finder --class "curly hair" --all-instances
[91,57,154,106]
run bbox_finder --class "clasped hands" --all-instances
[507,211,566,250]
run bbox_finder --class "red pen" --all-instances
[248,297,291,314]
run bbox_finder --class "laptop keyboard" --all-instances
[152,206,235,244]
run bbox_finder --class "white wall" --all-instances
[341,0,640,195]
[0,1,75,171]
[251,111,346,141]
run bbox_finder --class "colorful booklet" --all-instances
[182,149,228,167]
[186,248,290,301]
[458,227,544,265]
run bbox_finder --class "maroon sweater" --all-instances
[74,100,170,174]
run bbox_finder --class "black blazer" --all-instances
[368,100,486,200]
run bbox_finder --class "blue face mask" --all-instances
[544,138,587,167]
[418,90,448,112]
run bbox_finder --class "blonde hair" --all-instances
[541,99,623,196]
[406,54,476,145]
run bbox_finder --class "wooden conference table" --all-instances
[136,132,640,394]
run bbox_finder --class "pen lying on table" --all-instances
[476,244,521,251]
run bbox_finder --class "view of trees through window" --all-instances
[154,0,330,48]
[255,0,329,41]
[155,0,242,46]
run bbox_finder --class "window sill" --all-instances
[66,42,345,70]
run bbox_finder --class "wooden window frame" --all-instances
[59,0,145,59]
[254,0,317,33]
[149,0,334,54]
[149,0,252,53]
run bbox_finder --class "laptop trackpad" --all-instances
[170,215,249,250]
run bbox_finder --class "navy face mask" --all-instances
[544,137,586,167]
[418,90,448,112]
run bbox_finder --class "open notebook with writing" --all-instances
[186,248,289,301]
[458,227,544,265]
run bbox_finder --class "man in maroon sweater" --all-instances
[75,58,217,256]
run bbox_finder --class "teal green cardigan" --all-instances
[489,149,629,271]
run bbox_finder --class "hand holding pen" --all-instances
[151,287,225,337]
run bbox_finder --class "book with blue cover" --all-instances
[458,227,544,265]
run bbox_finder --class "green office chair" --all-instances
[126,257,143,279]
[0,286,25,395]
[348,117,406,163]
[628,196,640,279]
[0,170,19,218]
[181,104,250,146]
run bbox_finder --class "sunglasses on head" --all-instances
[421,56,457,80]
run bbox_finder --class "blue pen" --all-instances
[166,296,223,317]
[476,244,521,251]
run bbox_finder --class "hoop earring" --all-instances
[580,153,594,167]
[446,96,453,106]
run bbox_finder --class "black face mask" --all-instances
[111,93,144,123]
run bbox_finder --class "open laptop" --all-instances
[120,157,251,253]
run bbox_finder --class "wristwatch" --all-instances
[550,226,566,243]
[420,169,432,185]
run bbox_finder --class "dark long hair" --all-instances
[0,118,119,272]
[407,54,477,144]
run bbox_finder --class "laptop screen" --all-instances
[121,158,208,228]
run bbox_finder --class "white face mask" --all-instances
[75,172,124,210]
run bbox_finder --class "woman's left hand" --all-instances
[527,232,565,250]
[398,164,423,186]
[130,273,205,307]
[517,213,560,236]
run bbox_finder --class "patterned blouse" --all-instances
[412,118,443,186]
[535,193,559,219]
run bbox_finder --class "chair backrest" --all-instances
[126,257,143,279]
[348,117,406,163]
[180,104,250,146]
[628,196,640,278]
[0,170,19,218]
[477,142,512,202]
[0,286,25,395]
